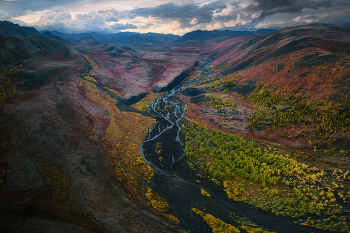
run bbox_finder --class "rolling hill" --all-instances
[178,23,350,156]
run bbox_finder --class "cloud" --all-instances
[243,0,333,20]
[215,0,349,24]
[110,23,137,30]
[0,0,82,14]
[130,1,228,28]
[1,0,350,34]
[138,22,154,29]
[0,10,9,19]
[293,8,350,24]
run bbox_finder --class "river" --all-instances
[138,56,333,233]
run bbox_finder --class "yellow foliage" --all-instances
[83,55,98,73]
[84,75,97,83]
[192,208,241,233]
[151,199,169,213]
[223,178,269,201]
[82,80,156,204]
[240,226,277,233]
[132,92,165,111]
[0,64,22,76]
[145,187,169,213]
[167,214,180,223]
[201,189,211,197]
[105,86,121,97]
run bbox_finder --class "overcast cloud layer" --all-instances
[0,0,350,35]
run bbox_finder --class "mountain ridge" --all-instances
[174,29,278,43]
[0,20,41,38]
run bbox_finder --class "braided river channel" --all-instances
[139,58,328,233]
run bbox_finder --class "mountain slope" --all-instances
[202,24,350,76]
[174,29,277,43]
[50,31,180,45]
[42,31,76,45]
[73,36,200,101]
[334,22,350,31]
[0,21,41,38]
[178,23,350,154]
[0,27,191,233]
[0,35,80,70]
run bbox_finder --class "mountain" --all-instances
[0,21,197,233]
[202,24,350,75]
[0,34,80,71]
[254,28,279,34]
[0,21,75,46]
[178,23,350,153]
[137,32,180,43]
[334,22,350,31]
[174,29,278,43]
[72,35,200,100]
[111,34,163,45]
[50,31,108,40]
[0,20,41,38]
[49,31,181,45]
[41,31,76,45]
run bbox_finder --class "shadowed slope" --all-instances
[0,33,192,232]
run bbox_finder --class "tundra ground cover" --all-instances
[182,119,350,232]
[81,56,178,222]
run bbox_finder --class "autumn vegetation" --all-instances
[81,56,178,221]
[0,63,23,107]
[182,119,350,232]
[192,208,276,233]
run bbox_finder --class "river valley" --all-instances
[138,58,333,233]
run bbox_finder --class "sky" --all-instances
[1,0,350,35]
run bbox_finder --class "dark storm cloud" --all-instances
[293,8,350,23]
[130,1,228,27]
[215,0,350,25]
[1,0,350,33]
[124,0,350,29]
[245,0,332,19]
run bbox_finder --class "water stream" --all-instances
[139,57,328,233]
[139,57,250,232]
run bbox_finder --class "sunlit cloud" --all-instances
[1,0,350,35]
[293,8,350,24]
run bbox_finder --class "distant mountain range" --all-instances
[46,30,180,45]
[174,29,278,43]
[48,29,279,44]
[1,20,349,47]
